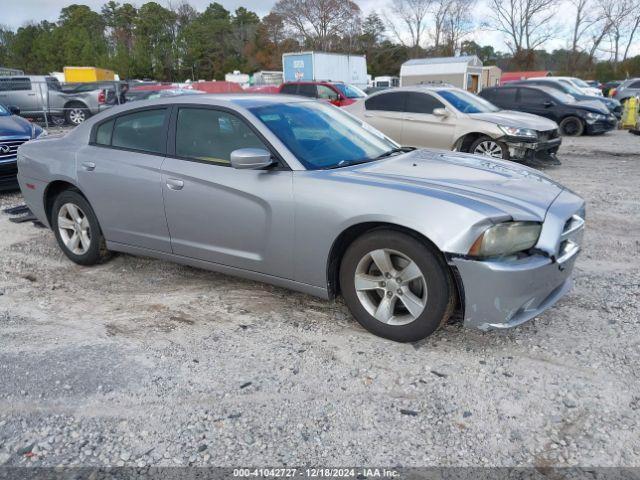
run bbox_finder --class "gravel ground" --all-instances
[0,130,638,468]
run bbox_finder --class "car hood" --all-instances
[0,115,31,138]
[468,110,557,131]
[573,100,610,114]
[330,149,565,221]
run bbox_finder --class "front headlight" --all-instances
[585,112,606,121]
[498,125,538,139]
[468,222,542,258]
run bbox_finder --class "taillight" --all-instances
[98,90,106,104]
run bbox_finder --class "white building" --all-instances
[400,56,484,93]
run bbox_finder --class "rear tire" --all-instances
[65,103,91,126]
[469,136,510,160]
[339,230,455,342]
[559,116,584,136]
[51,190,110,266]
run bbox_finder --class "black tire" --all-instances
[559,116,584,136]
[64,103,91,126]
[51,190,110,266]
[469,135,510,160]
[339,230,455,342]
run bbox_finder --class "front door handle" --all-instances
[166,178,184,191]
[81,162,96,171]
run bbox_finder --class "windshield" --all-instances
[250,101,398,170]
[436,89,499,113]
[0,105,8,116]
[570,78,590,88]
[333,83,367,99]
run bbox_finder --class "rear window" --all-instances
[0,77,32,92]
[280,84,298,95]
[95,119,114,145]
[111,109,167,153]
[405,92,445,114]
[297,84,317,98]
[365,92,407,112]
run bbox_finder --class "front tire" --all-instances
[469,136,509,160]
[339,230,455,342]
[52,190,109,265]
[559,116,585,136]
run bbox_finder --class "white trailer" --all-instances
[282,52,368,89]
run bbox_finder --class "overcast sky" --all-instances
[0,0,556,55]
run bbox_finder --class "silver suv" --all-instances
[612,78,640,103]
[0,75,115,125]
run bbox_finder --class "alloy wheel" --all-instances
[354,248,427,326]
[69,109,86,125]
[57,203,91,255]
[473,140,504,158]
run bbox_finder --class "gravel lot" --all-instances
[0,130,638,468]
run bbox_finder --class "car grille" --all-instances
[0,138,29,163]
[557,213,585,263]
[538,129,559,141]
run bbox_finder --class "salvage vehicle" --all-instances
[279,81,367,107]
[0,104,45,190]
[17,95,585,342]
[612,78,640,103]
[513,79,622,119]
[480,85,617,136]
[345,86,561,165]
[531,76,603,97]
[0,75,113,126]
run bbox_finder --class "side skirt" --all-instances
[106,241,330,300]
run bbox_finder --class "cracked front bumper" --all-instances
[503,137,562,162]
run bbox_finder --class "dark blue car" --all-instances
[1,104,44,190]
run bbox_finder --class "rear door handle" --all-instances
[166,178,184,190]
[81,162,96,171]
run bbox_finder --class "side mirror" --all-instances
[8,105,20,115]
[433,107,448,117]
[230,148,275,170]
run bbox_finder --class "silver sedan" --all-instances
[17,95,585,342]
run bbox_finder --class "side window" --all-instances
[496,88,517,103]
[175,108,267,166]
[95,119,114,145]
[111,109,167,153]
[297,84,317,98]
[280,84,298,95]
[519,88,542,104]
[404,92,445,114]
[629,81,640,89]
[317,85,339,101]
[365,92,407,112]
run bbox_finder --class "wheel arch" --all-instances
[326,222,461,307]
[43,180,87,226]
[63,99,89,110]
[454,132,492,153]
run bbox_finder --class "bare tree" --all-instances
[384,0,432,55]
[566,0,604,73]
[441,0,477,55]
[599,0,634,66]
[487,0,559,64]
[622,0,640,61]
[271,0,361,51]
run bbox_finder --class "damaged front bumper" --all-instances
[448,190,585,331]
[502,134,562,164]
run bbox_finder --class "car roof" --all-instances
[367,85,460,96]
[489,84,559,95]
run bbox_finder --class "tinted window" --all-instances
[111,109,167,153]
[493,88,517,104]
[297,84,317,98]
[317,85,339,100]
[333,83,366,99]
[365,92,407,112]
[95,120,114,145]
[519,88,543,104]
[405,92,444,114]
[175,108,266,165]
[280,84,298,95]
[629,81,640,89]
[0,77,32,91]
